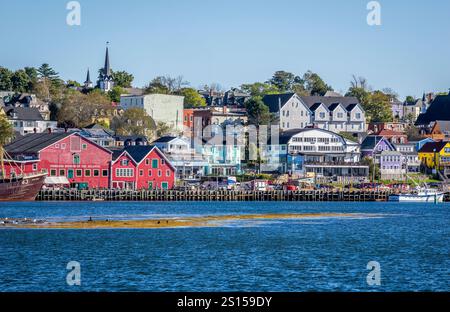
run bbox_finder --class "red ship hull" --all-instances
[0,173,46,202]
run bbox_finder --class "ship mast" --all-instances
[0,144,5,178]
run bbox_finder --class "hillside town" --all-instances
[1,46,450,192]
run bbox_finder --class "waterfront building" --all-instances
[360,135,396,164]
[210,106,248,127]
[262,93,366,133]
[418,141,450,171]
[263,128,368,182]
[152,136,208,179]
[198,138,243,176]
[380,151,406,181]
[120,93,184,132]
[111,145,175,190]
[4,132,112,188]
[394,143,420,173]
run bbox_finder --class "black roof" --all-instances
[418,141,448,153]
[5,132,72,155]
[299,96,360,111]
[361,135,385,150]
[123,145,157,163]
[261,93,361,113]
[262,93,296,113]
[5,107,43,121]
[152,136,177,143]
[415,94,450,126]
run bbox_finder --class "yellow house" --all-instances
[418,141,450,169]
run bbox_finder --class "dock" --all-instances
[35,189,406,202]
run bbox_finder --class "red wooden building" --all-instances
[5,132,112,188]
[111,145,175,190]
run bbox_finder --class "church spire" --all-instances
[104,42,111,77]
[84,68,93,89]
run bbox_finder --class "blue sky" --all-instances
[0,0,449,99]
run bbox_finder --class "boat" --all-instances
[389,188,445,203]
[0,145,47,202]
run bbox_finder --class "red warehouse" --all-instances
[5,132,112,188]
[112,145,175,190]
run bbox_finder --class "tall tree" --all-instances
[179,87,206,108]
[267,71,301,92]
[0,67,13,91]
[245,96,272,126]
[112,70,134,88]
[11,70,30,93]
[111,108,156,139]
[302,70,333,96]
[37,63,60,82]
[144,75,188,94]
[240,82,279,97]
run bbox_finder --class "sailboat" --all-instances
[0,145,46,201]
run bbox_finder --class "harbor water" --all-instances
[0,201,448,291]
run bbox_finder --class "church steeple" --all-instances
[98,42,114,92]
[104,44,111,77]
[84,68,93,89]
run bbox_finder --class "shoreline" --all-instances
[0,212,384,229]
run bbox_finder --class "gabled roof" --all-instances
[309,102,328,112]
[152,136,177,143]
[122,145,175,170]
[415,94,450,125]
[361,135,392,151]
[5,132,72,154]
[5,107,43,121]
[262,93,296,113]
[418,141,448,153]
[299,96,360,111]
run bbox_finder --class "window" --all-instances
[140,170,144,176]
[54,144,60,149]
[102,170,108,177]
[148,170,152,176]
[161,159,166,165]
[161,182,169,190]
[337,112,344,118]
[145,159,150,165]
[32,164,38,171]
[319,112,326,119]
[76,169,82,177]
[158,170,162,177]
[59,169,65,176]
[68,169,74,179]
[85,169,91,177]
[356,113,361,119]
[115,168,134,177]
[82,144,87,150]
[121,159,129,166]
[50,169,57,176]
[61,143,66,149]
[152,159,159,168]
[166,170,171,177]
[73,154,80,165]
[93,170,100,177]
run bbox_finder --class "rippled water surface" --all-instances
[0,201,448,291]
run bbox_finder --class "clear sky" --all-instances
[0,0,449,99]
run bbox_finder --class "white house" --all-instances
[263,128,368,182]
[4,107,57,135]
[262,93,366,133]
[120,94,184,132]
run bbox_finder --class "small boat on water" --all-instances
[0,146,46,201]
[389,188,446,203]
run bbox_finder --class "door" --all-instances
[68,169,74,179]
